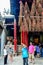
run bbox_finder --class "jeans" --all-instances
[23,58,28,65]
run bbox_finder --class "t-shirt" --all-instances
[29,45,34,54]
[22,47,28,58]
[4,49,7,55]
[36,46,40,53]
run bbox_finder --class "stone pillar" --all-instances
[1,29,6,56]
[0,28,6,65]
[0,19,6,65]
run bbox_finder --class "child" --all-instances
[8,44,13,62]
[22,43,28,65]
[28,42,35,63]
[4,46,8,65]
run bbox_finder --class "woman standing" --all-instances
[8,44,13,62]
[4,46,8,65]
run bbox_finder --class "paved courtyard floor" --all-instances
[0,55,43,65]
[7,55,43,65]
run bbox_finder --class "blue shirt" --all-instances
[36,46,40,53]
[22,47,28,58]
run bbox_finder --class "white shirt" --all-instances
[4,49,7,55]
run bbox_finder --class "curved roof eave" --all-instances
[2,15,14,19]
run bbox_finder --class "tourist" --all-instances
[4,45,8,65]
[22,43,29,65]
[36,44,40,58]
[28,42,35,63]
[8,44,13,62]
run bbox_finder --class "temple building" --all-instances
[0,0,43,53]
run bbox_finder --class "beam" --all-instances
[30,16,43,18]
[2,15,14,19]
[19,15,43,18]
[3,23,14,26]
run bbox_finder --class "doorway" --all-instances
[29,32,40,45]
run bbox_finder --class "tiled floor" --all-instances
[0,56,43,65]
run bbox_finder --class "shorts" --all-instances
[29,53,34,59]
